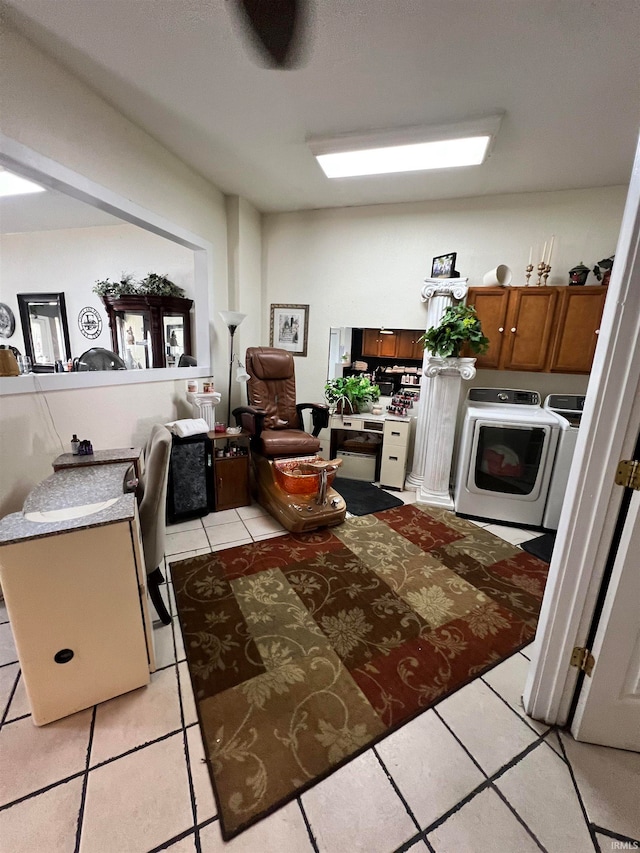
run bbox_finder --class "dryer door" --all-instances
[467,420,553,501]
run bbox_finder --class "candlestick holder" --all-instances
[542,263,551,286]
[525,263,534,286]
[536,261,546,286]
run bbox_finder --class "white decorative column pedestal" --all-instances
[187,391,222,430]
[417,357,476,509]
[406,278,469,491]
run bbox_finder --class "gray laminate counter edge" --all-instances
[0,463,136,546]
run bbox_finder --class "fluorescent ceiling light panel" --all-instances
[309,115,502,179]
[316,136,490,178]
[0,168,46,197]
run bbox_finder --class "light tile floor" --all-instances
[1,496,639,852]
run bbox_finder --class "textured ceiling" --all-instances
[2,0,639,213]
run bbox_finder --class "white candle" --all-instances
[541,241,547,265]
[547,235,555,265]
[528,246,532,265]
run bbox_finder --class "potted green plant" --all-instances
[92,272,138,298]
[419,304,489,358]
[92,272,185,299]
[324,375,380,414]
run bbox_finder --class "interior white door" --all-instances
[523,130,640,732]
[570,462,640,751]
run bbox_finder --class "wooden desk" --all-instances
[329,414,411,490]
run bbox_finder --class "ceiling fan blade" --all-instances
[238,0,301,67]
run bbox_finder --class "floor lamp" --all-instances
[219,311,247,427]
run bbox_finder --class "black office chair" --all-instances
[74,348,127,371]
[177,354,197,367]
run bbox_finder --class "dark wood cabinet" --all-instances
[213,455,251,511]
[396,329,424,359]
[210,431,251,511]
[361,328,423,359]
[466,285,607,374]
[101,294,193,369]
[362,328,382,356]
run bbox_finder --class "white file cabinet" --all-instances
[380,419,411,489]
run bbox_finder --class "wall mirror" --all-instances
[0,135,212,395]
[329,326,426,396]
[17,292,71,372]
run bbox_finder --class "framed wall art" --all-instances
[269,303,309,357]
[78,306,103,339]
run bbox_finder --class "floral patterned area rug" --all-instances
[170,503,548,840]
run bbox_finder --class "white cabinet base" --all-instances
[0,521,153,726]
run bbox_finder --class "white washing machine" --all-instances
[454,388,561,527]
[542,394,585,530]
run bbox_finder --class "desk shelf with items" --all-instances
[328,414,411,489]
[209,430,251,511]
[329,415,383,482]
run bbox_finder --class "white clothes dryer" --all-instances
[454,388,561,527]
[542,394,585,530]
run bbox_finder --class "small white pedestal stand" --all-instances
[416,357,476,509]
[187,391,222,430]
[406,278,469,491]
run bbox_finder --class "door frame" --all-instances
[523,137,640,725]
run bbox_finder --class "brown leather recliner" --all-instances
[233,347,329,457]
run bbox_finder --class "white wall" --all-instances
[1,223,195,359]
[263,186,626,405]
[0,25,251,515]
[224,196,263,415]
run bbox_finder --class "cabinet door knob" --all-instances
[595,329,600,335]
[511,327,517,333]
[498,327,504,333]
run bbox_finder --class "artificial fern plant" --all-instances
[419,304,489,358]
[93,272,185,299]
[324,375,380,414]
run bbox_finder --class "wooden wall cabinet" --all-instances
[463,288,511,369]
[547,286,608,373]
[466,285,607,375]
[396,329,424,359]
[361,328,423,359]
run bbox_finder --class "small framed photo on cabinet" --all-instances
[431,252,457,278]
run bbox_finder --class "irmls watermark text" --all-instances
[610,842,640,850]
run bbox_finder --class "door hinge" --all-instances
[615,459,640,490]
[570,646,595,677]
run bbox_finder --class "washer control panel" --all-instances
[468,388,541,406]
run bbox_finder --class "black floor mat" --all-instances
[521,532,556,563]
[333,478,404,516]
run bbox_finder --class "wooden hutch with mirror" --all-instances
[100,294,193,369]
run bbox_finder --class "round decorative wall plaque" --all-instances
[78,306,103,339]
[0,303,16,339]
